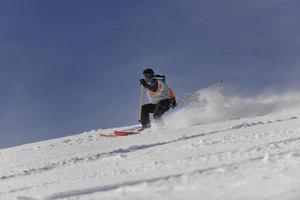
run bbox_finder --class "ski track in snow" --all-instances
[17,149,300,200]
[0,114,300,199]
[0,116,296,182]
[25,146,300,200]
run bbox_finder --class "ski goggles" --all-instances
[143,73,153,78]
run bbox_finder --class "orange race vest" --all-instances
[146,79,176,104]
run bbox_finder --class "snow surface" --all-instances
[1,87,300,200]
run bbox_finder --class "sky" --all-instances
[0,0,299,149]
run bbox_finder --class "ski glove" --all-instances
[170,99,177,109]
[140,79,147,86]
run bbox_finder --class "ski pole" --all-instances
[205,79,224,89]
[139,85,144,121]
[178,79,224,107]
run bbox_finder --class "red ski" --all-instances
[100,127,142,137]
[114,131,140,136]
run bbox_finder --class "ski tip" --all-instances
[100,133,116,137]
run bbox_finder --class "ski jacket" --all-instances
[144,75,176,104]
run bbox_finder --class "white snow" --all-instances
[1,87,300,200]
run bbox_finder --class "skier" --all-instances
[139,68,177,131]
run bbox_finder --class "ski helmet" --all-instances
[143,68,154,75]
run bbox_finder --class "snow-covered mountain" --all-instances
[1,86,300,200]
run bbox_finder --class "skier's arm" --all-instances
[140,79,158,92]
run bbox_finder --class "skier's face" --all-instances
[143,73,153,82]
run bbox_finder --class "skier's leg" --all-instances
[153,99,171,127]
[140,103,156,128]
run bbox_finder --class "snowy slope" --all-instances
[1,88,300,200]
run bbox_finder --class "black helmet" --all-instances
[143,68,154,75]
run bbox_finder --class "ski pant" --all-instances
[140,99,171,128]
